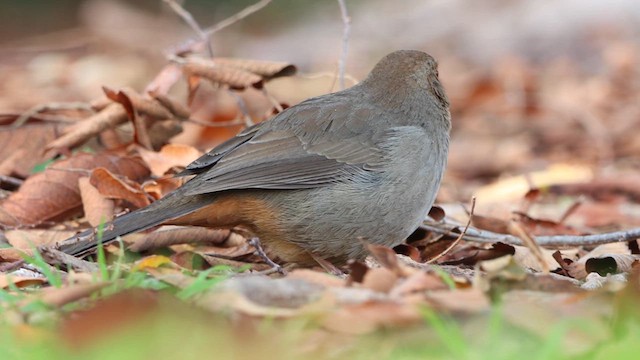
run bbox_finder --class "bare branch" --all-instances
[204,0,273,36]
[422,218,640,247]
[336,0,351,90]
[13,102,94,128]
[163,0,213,57]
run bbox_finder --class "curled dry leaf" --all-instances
[103,86,173,120]
[142,176,183,200]
[148,90,191,119]
[182,57,264,90]
[38,282,109,308]
[585,255,638,276]
[346,260,369,284]
[0,274,46,289]
[0,152,149,227]
[78,177,115,227]
[89,167,150,208]
[46,103,128,153]
[129,227,230,252]
[428,205,446,221]
[566,242,632,279]
[212,58,297,79]
[137,143,202,177]
[365,243,400,274]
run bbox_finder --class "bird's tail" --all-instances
[57,189,206,258]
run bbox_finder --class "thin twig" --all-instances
[203,0,273,36]
[336,0,351,90]
[427,197,475,264]
[163,0,213,57]
[226,90,254,126]
[508,219,549,273]
[13,102,93,128]
[261,87,283,113]
[422,219,640,247]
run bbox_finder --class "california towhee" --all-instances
[58,50,451,266]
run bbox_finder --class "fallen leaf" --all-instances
[0,152,149,227]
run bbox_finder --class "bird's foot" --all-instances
[248,237,286,275]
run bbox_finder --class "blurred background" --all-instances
[1,0,640,221]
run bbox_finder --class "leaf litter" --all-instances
[1,2,640,359]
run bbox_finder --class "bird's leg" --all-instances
[310,253,345,276]
[248,237,286,275]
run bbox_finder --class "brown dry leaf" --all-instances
[0,274,46,289]
[182,57,264,90]
[471,214,510,233]
[424,288,490,313]
[144,63,183,96]
[361,267,398,293]
[46,103,127,153]
[0,152,150,227]
[512,245,565,273]
[322,301,422,334]
[142,176,183,200]
[5,229,77,249]
[566,243,636,279]
[60,290,158,349]
[0,248,31,262]
[585,255,638,275]
[90,167,150,208]
[197,244,254,260]
[78,177,115,227]
[428,205,446,221]
[129,227,230,252]
[212,58,296,79]
[148,91,191,119]
[389,271,449,298]
[38,282,109,308]
[441,242,515,266]
[104,87,153,150]
[137,144,202,177]
[366,244,401,274]
[513,212,583,236]
[0,123,62,177]
[103,87,173,120]
[288,269,346,288]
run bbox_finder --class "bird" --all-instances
[57,50,451,266]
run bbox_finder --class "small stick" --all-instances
[13,102,93,128]
[203,0,273,36]
[163,0,213,57]
[422,219,640,247]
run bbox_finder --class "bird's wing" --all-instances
[179,92,388,195]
